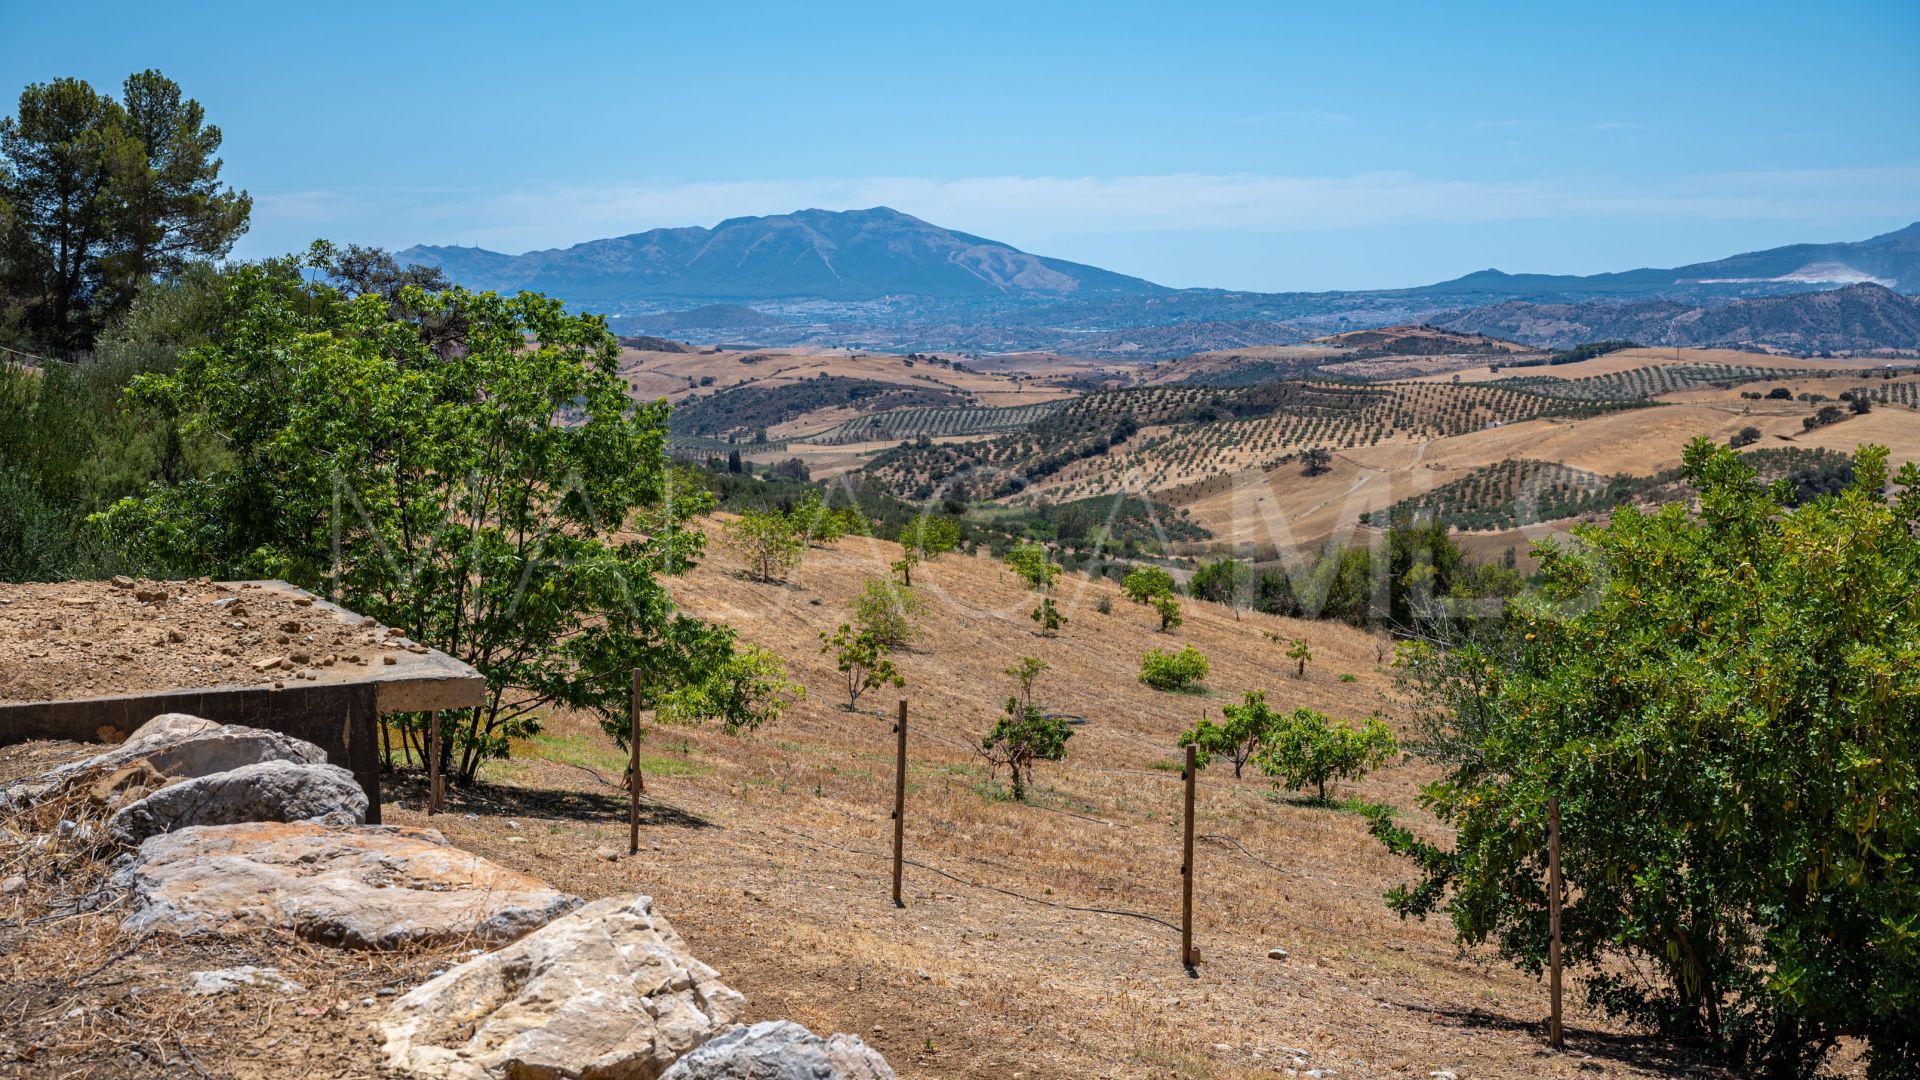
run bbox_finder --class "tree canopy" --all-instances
[1376,439,1920,1076]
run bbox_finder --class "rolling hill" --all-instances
[1436,282,1920,352]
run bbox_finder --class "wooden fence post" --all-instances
[629,668,643,856]
[1548,794,1564,1049]
[427,710,443,814]
[1181,742,1198,968]
[891,698,908,907]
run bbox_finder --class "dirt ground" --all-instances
[0,535,1861,1077]
[0,579,440,705]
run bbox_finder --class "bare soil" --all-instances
[0,580,425,704]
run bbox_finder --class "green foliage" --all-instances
[818,622,903,712]
[1030,595,1067,636]
[1004,541,1058,592]
[0,70,248,351]
[1375,439,1920,1076]
[1189,557,1253,615]
[1181,690,1285,778]
[851,575,920,649]
[1150,590,1182,632]
[1139,644,1209,692]
[1283,636,1312,678]
[899,514,960,560]
[1255,708,1395,803]
[1120,565,1175,604]
[980,660,1071,802]
[95,251,740,784]
[1731,425,1763,449]
[655,642,803,736]
[723,507,805,582]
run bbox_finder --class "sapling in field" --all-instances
[979,657,1071,801]
[1256,707,1395,802]
[818,623,903,712]
[1181,690,1284,778]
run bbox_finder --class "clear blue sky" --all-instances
[5,1,1916,291]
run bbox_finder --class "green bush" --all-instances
[1375,439,1920,1076]
[1255,708,1396,802]
[1181,690,1282,777]
[850,576,920,649]
[1139,644,1209,691]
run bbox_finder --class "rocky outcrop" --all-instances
[660,1022,895,1080]
[1,713,327,810]
[107,759,368,845]
[113,821,579,949]
[379,894,746,1080]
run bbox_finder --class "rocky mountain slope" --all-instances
[1437,282,1920,352]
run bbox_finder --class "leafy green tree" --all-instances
[851,575,920,649]
[819,622,903,712]
[0,71,246,350]
[1374,439,1920,1077]
[723,507,805,582]
[1004,540,1058,590]
[1256,708,1395,802]
[655,642,804,735]
[894,514,960,585]
[97,251,739,784]
[1279,635,1312,678]
[979,659,1071,801]
[1121,565,1175,604]
[1139,644,1209,692]
[1181,690,1284,778]
[1031,595,1067,637]
[1190,557,1252,619]
[1151,590,1182,632]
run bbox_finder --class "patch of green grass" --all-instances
[1147,757,1184,772]
[1338,672,1358,683]
[513,728,713,779]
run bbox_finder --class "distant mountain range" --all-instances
[1437,282,1920,353]
[401,212,1920,356]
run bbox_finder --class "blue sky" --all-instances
[4,1,1916,291]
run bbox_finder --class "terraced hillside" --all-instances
[1488,362,1832,401]
[806,401,1066,444]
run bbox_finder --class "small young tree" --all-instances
[979,659,1071,801]
[1121,565,1175,605]
[1151,591,1183,632]
[1139,644,1209,691]
[1181,689,1283,778]
[851,576,920,649]
[895,515,960,585]
[1256,708,1396,802]
[724,508,804,583]
[1283,635,1313,678]
[656,643,805,735]
[818,623,903,712]
[1031,595,1067,636]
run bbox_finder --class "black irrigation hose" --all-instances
[764,822,1181,934]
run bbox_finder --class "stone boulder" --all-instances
[113,821,579,949]
[379,894,746,1080]
[661,1022,895,1080]
[1,713,327,811]
[107,760,368,845]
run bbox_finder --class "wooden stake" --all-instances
[1548,794,1565,1049]
[629,668,643,856]
[1181,742,1198,968]
[891,698,908,907]
[427,711,444,814]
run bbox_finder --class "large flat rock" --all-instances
[113,821,579,949]
[380,893,747,1080]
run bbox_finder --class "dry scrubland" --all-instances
[0,534,1853,1078]
[437,530,1763,1078]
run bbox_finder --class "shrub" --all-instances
[1181,690,1283,778]
[724,508,805,582]
[1255,708,1395,802]
[1151,591,1182,632]
[1095,594,1113,615]
[1139,644,1209,691]
[1374,440,1920,1075]
[1730,425,1762,448]
[851,576,920,649]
